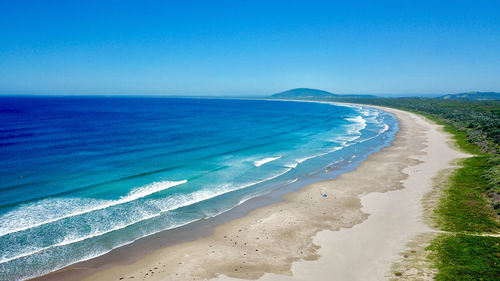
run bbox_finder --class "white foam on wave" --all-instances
[344,115,367,135]
[379,123,390,133]
[351,121,391,145]
[295,146,343,164]
[0,247,44,265]
[329,146,343,153]
[296,150,330,164]
[169,167,293,209]
[339,106,389,146]
[11,173,302,281]
[330,135,357,145]
[325,104,392,150]
[296,154,319,164]
[10,216,201,281]
[0,168,295,265]
[360,109,371,116]
[345,115,365,123]
[254,156,281,167]
[0,210,164,264]
[0,180,187,237]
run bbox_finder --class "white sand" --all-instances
[213,107,468,281]
[76,105,468,281]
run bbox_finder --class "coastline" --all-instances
[212,107,468,281]
[33,104,466,281]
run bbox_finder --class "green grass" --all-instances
[434,156,499,233]
[399,109,498,233]
[399,109,481,155]
[342,101,498,232]
[293,97,499,278]
[303,98,500,279]
[437,123,482,155]
[427,234,500,281]
[407,109,499,280]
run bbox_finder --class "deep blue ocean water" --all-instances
[0,97,397,280]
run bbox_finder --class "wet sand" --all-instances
[37,105,467,281]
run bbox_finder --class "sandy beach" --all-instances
[39,105,467,281]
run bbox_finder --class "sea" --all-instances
[0,97,398,281]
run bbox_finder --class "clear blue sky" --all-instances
[1,0,499,96]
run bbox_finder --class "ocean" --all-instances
[0,97,397,281]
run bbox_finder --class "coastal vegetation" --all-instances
[271,92,500,280]
[435,155,498,233]
[319,98,499,154]
[327,97,500,280]
[327,98,500,209]
[427,234,500,281]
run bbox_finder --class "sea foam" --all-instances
[0,168,294,264]
[0,180,187,237]
[254,156,281,167]
[0,98,398,281]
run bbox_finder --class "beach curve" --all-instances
[34,103,466,281]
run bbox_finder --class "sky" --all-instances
[1,0,500,96]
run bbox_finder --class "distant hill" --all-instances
[271,88,377,99]
[272,88,336,98]
[439,92,500,101]
[338,94,379,98]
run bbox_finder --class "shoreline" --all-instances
[29,100,396,281]
[212,106,468,281]
[32,104,466,281]
[213,107,468,281]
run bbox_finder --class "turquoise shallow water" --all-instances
[0,97,397,280]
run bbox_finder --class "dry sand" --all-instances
[74,106,467,281]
